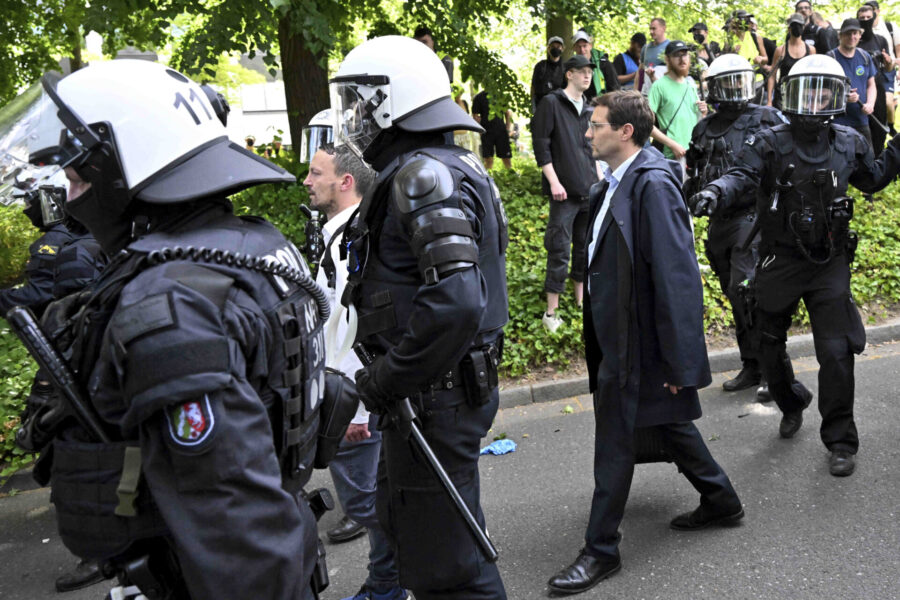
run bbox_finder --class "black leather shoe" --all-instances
[327,516,366,543]
[55,560,105,593]
[779,411,803,438]
[829,450,856,477]
[723,363,761,392]
[547,551,621,595]
[670,505,745,531]
[756,384,771,403]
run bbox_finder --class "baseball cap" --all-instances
[547,36,564,46]
[787,13,806,25]
[665,40,690,56]
[688,23,708,33]
[840,18,863,34]
[866,0,879,9]
[564,54,596,71]
[572,30,593,44]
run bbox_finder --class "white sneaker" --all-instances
[542,312,563,333]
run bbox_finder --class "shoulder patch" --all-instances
[166,395,216,447]
[37,244,59,255]
[112,293,175,345]
[745,134,756,146]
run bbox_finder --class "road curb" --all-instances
[498,318,900,410]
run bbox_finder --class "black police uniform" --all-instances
[685,104,784,373]
[0,224,91,318]
[43,203,326,600]
[706,123,900,454]
[347,136,509,599]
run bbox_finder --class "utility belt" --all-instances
[715,206,755,222]
[418,340,502,408]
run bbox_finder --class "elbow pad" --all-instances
[392,157,479,284]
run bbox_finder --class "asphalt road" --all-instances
[2,341,899,600]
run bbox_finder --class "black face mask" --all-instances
[22,196,45,230]
[789,114,831,142]
[790,23,803,38]
[549,47,563,58]
[65,183,133,254]
[693,32,706,45]
[860,18,875,39]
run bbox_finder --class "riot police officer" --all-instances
[685,54,785,397]
[1,60,333,599]
[689,55,900,477]
[332,36,509,599]
[0,176,103,319]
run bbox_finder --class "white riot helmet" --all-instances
[706,55,755,106]
[329,36,481,158]
[299,109,334,163]
[0,60,293,206]
[780,55,848,116]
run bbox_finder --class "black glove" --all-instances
[354,362,394,416]
[688,188,719,217]
[16,380,66,452]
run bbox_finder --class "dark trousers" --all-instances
[544,197,590,293]
[375,388,507,600]
[583,382,742,559]
[706,212,761,364]
[755,250,864,453]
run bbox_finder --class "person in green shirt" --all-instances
[649,40,708,161]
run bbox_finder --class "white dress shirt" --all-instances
[587,149,641,269]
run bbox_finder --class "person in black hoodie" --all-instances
[533,54,600,332]
[858,3,893,155]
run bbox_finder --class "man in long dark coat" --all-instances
[547,90,744,596]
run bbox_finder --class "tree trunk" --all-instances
[546,15,573,60]
[279,16,329,151]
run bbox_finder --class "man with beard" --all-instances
[547,90,743,596]
[689,54,900,477]
[613,33,646,91]
[685,54,785,398]
[649,41,708,162]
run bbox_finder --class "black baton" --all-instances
[6,306,111,443]
[354,343,499,563]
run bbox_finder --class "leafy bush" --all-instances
[0,318,37,481]
[0,206,39,288]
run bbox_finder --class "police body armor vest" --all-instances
[350,145,509,352]
[50,212,326,561]
[758,123,858,253]
[694,104,777,218]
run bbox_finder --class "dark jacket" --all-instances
[584,49,621,102]
[583,146,711,427]
[532,88,598,198]
[531,58,565,112]
[1,224,77,318]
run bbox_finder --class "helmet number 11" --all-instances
[174,89,214,125]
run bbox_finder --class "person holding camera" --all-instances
[688,54,900,478]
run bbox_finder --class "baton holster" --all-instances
[461,343,500,407]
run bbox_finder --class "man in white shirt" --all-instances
[304,145,408,600]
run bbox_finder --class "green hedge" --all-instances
[0,206,40,288]
[3,153,900,477]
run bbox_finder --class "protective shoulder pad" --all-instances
[392,156,456,214]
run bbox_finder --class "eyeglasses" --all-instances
[589,121,621,130]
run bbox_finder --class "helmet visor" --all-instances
[0,84,70,205]
[329,79,392,158]
[781,75,847,115]
[299,124,334,163]
[709,72,755,103]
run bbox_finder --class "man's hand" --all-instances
[550,180,568,201]
[670,142,687,159]
[848,88,860,104]
[688,188,719,217]
[697,100,708,116]
[663,383,683,395]
[355,364,393,415]
[862,100,875,115]
[344,422,372,443]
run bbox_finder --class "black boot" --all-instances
[55,560,105,593]
[756,383,771,403]
[723,362,761,392]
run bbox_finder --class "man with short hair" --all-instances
[303,146,408,600]
[473,90,514,169]
[613,33,646,90]
[413,25,454,83]
[649,41,708,161]
[532,36,566,111]
[828,19,877,150]
[533,54,599,332]
[547,90,743,595]
[641,17,670,93]
[857,3,893,154]
[573,29,620,102]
